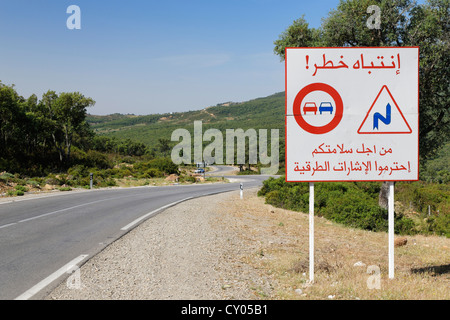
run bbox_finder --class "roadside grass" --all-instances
[220,189,449,300]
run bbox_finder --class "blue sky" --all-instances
[0,0,397,115]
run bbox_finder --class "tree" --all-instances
[407,0,450,160]
[274,0,449,161]
[0,83,21,154]
[274,0,449,207]
[158,138,171,155]
[274,16,323,60]
[40,91,95,166]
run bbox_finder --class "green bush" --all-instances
[85,150,112,169]
[7,189,24,196]
[395,182,449,221]
[258,177,427,236]
[15,185,28,193]
[68,165,89,179]
[117,168,132,178]
[143,168,163,178]
[237,169,259,175]
[395,214,417,235]
[265,190,284,208]
[420,143,450,183]
[179,175,195,183]
[26,180,40,188]
[0,172,15,183]
[424,214,450,238]
[318,191,389,232]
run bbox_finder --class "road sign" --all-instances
[285,47,419,182]
[358,85,412,134]
[293,83,344,135]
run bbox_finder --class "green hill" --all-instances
[87,92,285,147]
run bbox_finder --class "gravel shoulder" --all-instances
[45,188,271,300]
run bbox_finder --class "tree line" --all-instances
[0,82,148,176]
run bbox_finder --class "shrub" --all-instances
[0,172,14,183]
[265,190,284,208]
[258,177,433,236]
[85,150,112,169]
[7,189,24,196]
[26,180,40,188]
[179,175,194,183]
[425,214,450,238]
[44,177,61,186]
[68,165,89,179]
[144,168,163,178]
[147,158,179,175]
[15,185,28,193]
[396,181,449,217]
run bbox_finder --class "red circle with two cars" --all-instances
[293,83,343,135]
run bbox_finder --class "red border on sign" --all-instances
[293,83,343,135]
[284,46,420,183]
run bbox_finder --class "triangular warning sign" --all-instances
[358,85,412,134]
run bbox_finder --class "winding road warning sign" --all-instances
[358,85,412,134]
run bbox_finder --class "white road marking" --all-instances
[17,199,109,223]
[15,254,88,300]
[120,197,193,231]
[0,223,17,230]
[1,194,139,229]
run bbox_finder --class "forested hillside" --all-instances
[87,92,285,148]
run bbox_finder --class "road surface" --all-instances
[0,169,272,300]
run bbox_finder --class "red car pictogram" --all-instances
[303,102,317,115]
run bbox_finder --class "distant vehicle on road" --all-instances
[194,168,205,174]
[303,102,317,115]
[319,102,334,115]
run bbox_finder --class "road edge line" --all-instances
[120,197,194,231]
[14,254,88,300]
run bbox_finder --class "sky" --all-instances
[0,0,416,115]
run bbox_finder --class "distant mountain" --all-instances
[87,92,285,147]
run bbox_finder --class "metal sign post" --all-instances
[388,181,395,279]
[309,182,315,283]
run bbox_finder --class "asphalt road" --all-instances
[0,169,272,300]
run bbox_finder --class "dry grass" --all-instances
[216,188,450,300]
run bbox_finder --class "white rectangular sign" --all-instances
[285,47,419,182]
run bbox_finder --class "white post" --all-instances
[240,183,243,200]
[388,181,395,279]
[309,182,314,283]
